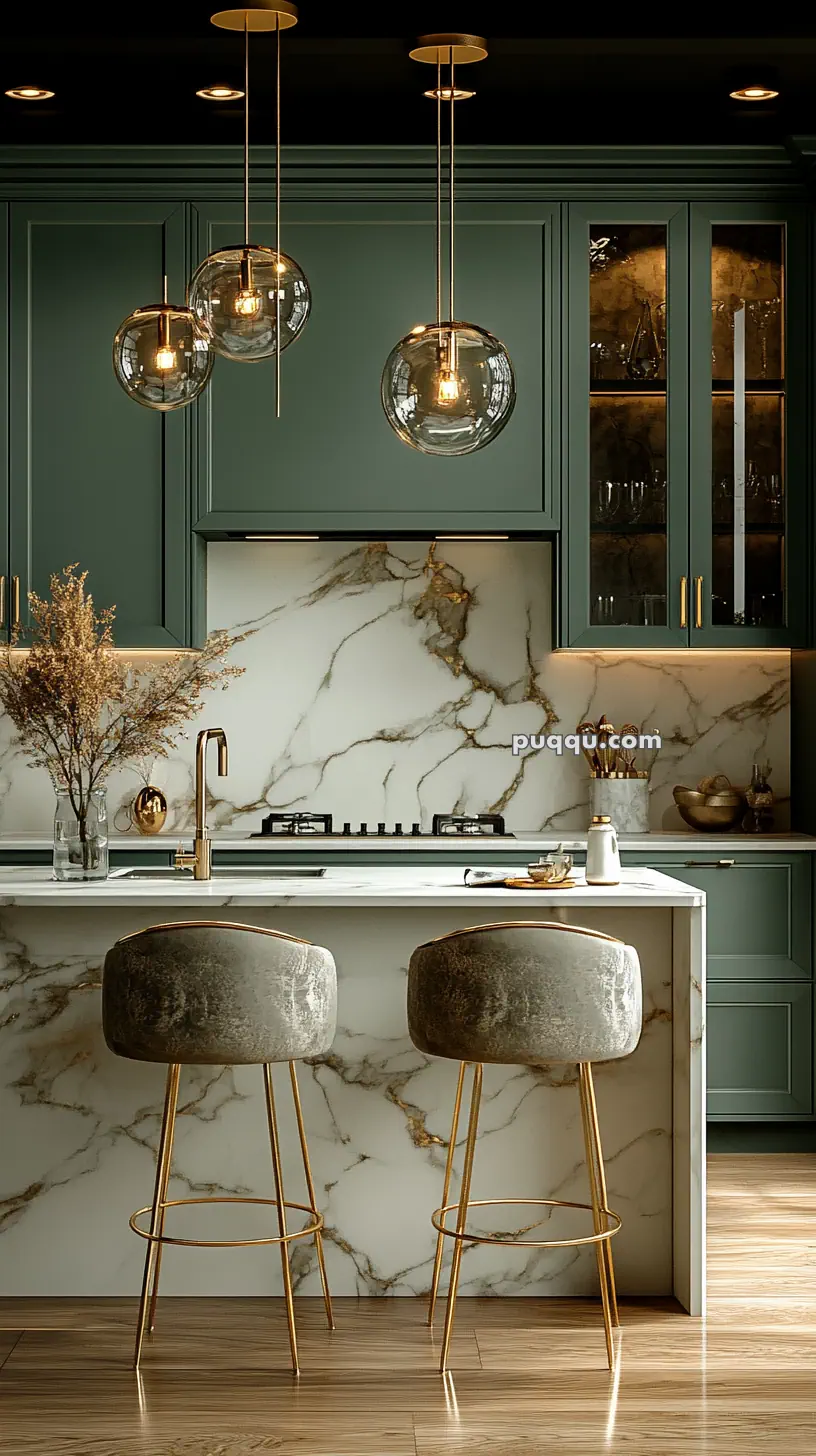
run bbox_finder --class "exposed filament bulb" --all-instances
[235,248,262,316]
[154,344,177,372]
[155,308,176,372]
[437,370,461,403]
[234,290,262,317]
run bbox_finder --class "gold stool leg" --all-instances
[134,1063,181,1369]
[428,1060,467,1328]
[288,1060,335,1331]
[264,1063,300,1374]
[439,1061,483,1374]
[578,1063,615,1369]
[583,1060,619,1327]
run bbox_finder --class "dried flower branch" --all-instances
[0,565,250,834]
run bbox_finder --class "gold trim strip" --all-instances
[421,920,623,948]
[117,919,314,947]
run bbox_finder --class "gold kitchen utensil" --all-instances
[576,720,600,776]
[617,723,640,777]
[597,717,615,777]
[133,784,168,836]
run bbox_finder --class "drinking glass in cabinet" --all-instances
[588,224,668,629]
[710,224,785,630]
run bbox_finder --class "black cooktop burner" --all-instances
[254,812,333,837]
[252,811,512,838]
[432,814,508,836]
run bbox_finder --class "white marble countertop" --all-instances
[0,865,704,908]
[0,831,810,853]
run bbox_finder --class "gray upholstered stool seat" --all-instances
[407,920,643,1372]
[103,921,338,1373]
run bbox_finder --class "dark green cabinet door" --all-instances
[638,854,811,981]
[707,981,813,1119]
[194,202,558,534]
[688,202,807,647]
[562,203,689,647]
[8,201,203,648]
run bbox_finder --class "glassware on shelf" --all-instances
[625,300,662,381]
[713,475,733,524]
[746,298,781,379]
[594,478,621,523]
[647,468,667,524]
[767,473,783,523]
[592,594,617,625]
[637,593,667,627]
[622,478,647,523]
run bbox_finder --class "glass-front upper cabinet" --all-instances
[564,204,689,647]
[690,204,806,645]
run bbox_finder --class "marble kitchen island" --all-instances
[0,866,704,1314]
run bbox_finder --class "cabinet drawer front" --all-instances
[627,856,811,979]
[706,981,813,1119]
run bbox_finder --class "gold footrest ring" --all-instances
[431,1196,621,1249]
[129,1196,323,1249]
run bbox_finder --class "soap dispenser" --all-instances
[586,814,621,885]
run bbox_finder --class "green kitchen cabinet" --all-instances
[562,201,808,648]
[7,200,204,648]
[626,852,815,1120]
[706,981,813,1119]
[192,200,559,535]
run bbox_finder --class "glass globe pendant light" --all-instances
[188,3,310,415]
[112,275,213,411]
[381,35,516,456]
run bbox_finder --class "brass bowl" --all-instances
[673,785,745,831]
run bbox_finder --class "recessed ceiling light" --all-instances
[5,86,54,101]
[196,85,244,101]
[729,83,779,102]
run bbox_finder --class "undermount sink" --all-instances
[109,865,327,881]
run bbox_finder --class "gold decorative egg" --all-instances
[133,785,168,836]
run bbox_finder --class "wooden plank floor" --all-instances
[0,1154,814,1454]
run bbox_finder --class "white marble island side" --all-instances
[0,867,705,1313]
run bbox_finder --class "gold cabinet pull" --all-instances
[12,576,20,629]
[680,576,687,629]
[694,576,703,629]
[0,576,5,630]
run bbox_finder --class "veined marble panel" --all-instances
[0,903,674,1298]
[0,540,789,835]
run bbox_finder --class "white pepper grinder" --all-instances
[586,814,621,885]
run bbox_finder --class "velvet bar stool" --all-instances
[408,920,642,1372]
[103,920,337,1373]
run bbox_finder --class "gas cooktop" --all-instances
[251,812,513,839]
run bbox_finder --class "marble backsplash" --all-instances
[0,540,790,835]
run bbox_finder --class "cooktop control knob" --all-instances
[359,822,368,836]
[342,822,352,836]
[377,822,386,835]
[411,822,422,836]
[394,822,403,836]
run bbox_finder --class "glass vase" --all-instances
[53,788,109,881]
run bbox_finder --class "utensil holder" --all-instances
[589,777,650,833]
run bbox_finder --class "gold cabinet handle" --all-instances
[12,576,20,629]
[680,576,687,629]
[684,859,735,869]
[0,576,5,630]
[694,576,703,630]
